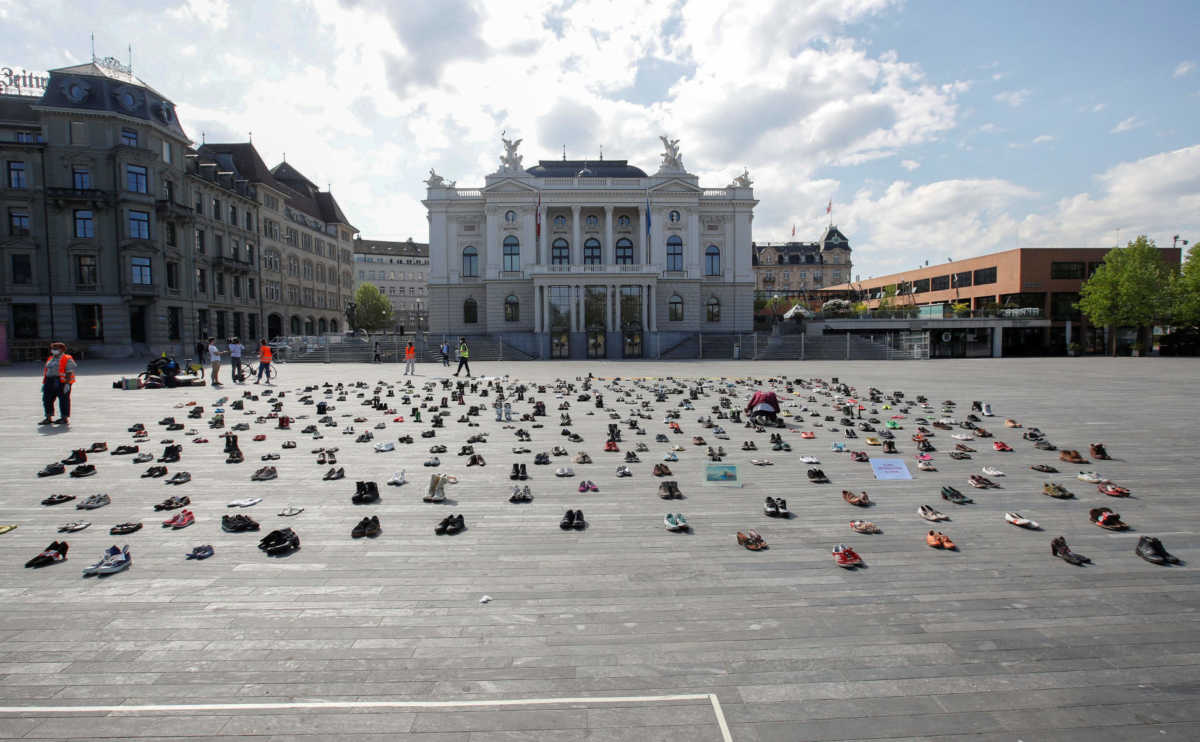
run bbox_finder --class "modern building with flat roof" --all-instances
[824,246,1181,356]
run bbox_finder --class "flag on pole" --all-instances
[646,196,651,237]
[791,224,796,237]
[535,191,542,240]
[826,199,832,215]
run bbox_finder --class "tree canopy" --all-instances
[1174,244,1200,327]
[1077,236,1174,331]
[352,283,395,332]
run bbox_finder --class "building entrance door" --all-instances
[587,329,606,358]
[622,329,643,358]
[551,331,570,359]
[130,305,147,344]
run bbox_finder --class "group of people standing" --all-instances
[200,338,274,386]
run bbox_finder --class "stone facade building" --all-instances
[352,237,429,332]
[424,137,757,359]
[0,58,357,359]
[753,226,853,298]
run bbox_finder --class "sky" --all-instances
[2,0,1198,277]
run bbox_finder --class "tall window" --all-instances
[8,209,30,236]
[166,261,179,290]
[165,221,176,246]
[586,215,598,227]
[216,272,225,296]
[128,210,150,239]
[584,238,601,265]
[120,128,138,147]
[704,245,721,276]
[462,246,478,277]
[76,304,103,339]
[706,297,720,323]
[615,238,633,265]
[126,164,148,193]
[167,306,182,340]
[7,161,27,189]
[669,294,683,321]
[11,254,32,284]
[504,295,519,322]
[131,256,152,285]
[195,229,206,254]
[72,166,90,189]
[463,297,478,324]
[503,235,520,272]
[75,255,97,286]
[196,268,207,294]
[552,238,569,265]
[666,235,683,271]
[12,303,38,338]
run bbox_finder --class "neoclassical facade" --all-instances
[425,138,757,358]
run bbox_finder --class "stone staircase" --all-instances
[754,334,893,360]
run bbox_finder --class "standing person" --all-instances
[404,340,416,375]
[255,339,273,384]
[440,340,450,367]
[228,337,245,383]
[40,342,76,426]
[453,337,471,377]
[207,337,225,386]
[373,341,382,363]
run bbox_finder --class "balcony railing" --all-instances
[155,199,195,221]
[46,187,111,206]
[528,263,663,276]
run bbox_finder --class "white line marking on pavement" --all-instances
[0,692,735,741]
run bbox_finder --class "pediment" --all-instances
[648,178,702,194]
[482,179,540,194]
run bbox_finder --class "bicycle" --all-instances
[254,362,278,383]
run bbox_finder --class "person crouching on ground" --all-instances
[40,342,77,426]
[745,389,782,427]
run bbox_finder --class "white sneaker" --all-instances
[982,466,1004,477]
[1005,511,1039,529]
[388,469,407,486]
[799,455,820,464]
[227,497,262,508]
[981,403,994,416]
[374,441,395,452]
[953,433,974,441]
[1077,471,1102,483]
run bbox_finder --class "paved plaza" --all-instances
[0,357,1198,741]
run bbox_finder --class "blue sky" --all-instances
[1,0,1196,276]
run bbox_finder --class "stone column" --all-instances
[606,284,613,330]
[578,284,585,331]
[614,284,622,329]
[648,283,655,331]
[642,284,649,331]
[539,205,548,265]
[571,205,581,266]
[637,204,646,265]
[543,284,551,333]
[604,205,614,265]
[533,284,541,333]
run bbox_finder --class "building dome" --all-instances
[526,160,648,178]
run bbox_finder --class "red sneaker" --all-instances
[253,434,266,442]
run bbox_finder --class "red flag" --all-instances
[826,199,832,215]
[791,224,795,237]
[535,192,542,240]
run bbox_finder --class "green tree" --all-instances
[1174,244,1200,326]
[1077,236,1174,354]
[353,283,394,332]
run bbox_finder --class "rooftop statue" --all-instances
[497,135,524,174]
[657,135,685,173]
[727,168,753,188]
[424,169,446,188]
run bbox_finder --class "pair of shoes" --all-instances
[576,480,598,492]
[764,496,790,516]
[509,485,533,503]
[353,481,381,504]
[664,513,689,531]
[850,520,881,534]
[652,463,673,476]
[554,466,575,477]
[918,504,949,521]
[843,490,871,507]
[69,464,97,478]
[657,480,682,498]
[165,471,192,485]
[82,544,132,575]
[559,509,586,530]
[58,521,90,532]
[251,467,277,481]
[1005,512,1039,529]
[388,470,407,486]
[1043,482,1074,499]
[509,463,529,480]
[162,509,195,528]
[154,495,189,510]
[616,465,632,477]
[323,467,346,480]
[26,541,70,568]
[278,506,305,517]
[77,493,111,509]
[1031,463,1057,473]
[942,486,972,504]
[807,468,829,483]
[259,528,300,554]
[352,516,382,538]
[1090,507,1128,530]
[222,514,260,532]
[737,530,766,550]
[42,493,75,505]
[926,531,956,549]
[833,543,864,568]
[227,497,262,508]
[185,544,214,560]
[435,514,465,535]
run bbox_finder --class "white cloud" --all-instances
[899,159,920,171]
[1032,134,1054,144]
[993,89,1030,107]
[1111,116,1144,134]
[166,0,230,30]
[1174,60,1196,78]
[977,123,1000,134]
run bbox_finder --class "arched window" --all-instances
[305,316,315,335]
[504,210,517,223]
[615,238,633,265]
[705,245,721,276]
[502,235,520,272]
[669,210,680,223]
[463,297,478,324]
[666,235,683,272]
[706,297,721,323]
[462,246,478,277]
[290,316,301,334]
[584,238,601,265]
[504,295,519,322]
[552,238,569,265]
[329,320,338,333]
[318,318,327,334]
[669,294,683,321]
[617,215,630,227]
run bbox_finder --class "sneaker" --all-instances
[833,543,862,568]
[96,545,132,574]
[166,471,192,485]
[278,506,305,517]
[664,512,683,531]
[163,509,195,529]
[221,514,260,532]
[41,493,75,505]
[981,466,1004,477]
[374,441,395,453]
[388,470,407,486]
[186,544,214,560]
[77,493,111,510]
[58,521,90,533]
[763,496,779,516]
[69,464,97,478]
[1004,511,1039,529]
[1077,471,1103,483]
[82,546,123,576]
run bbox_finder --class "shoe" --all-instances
[163,509,195,529]
[186,544,214,560]
[1042,482,1073,499]
[251,467,277,481]
[221,514,260,532]
[926,530,947,549]
[850,520,880,534]
[981,466,1004,477]
[1098,481,1130,497]
[227,497,262,508]
[58,521,90,533]
[258,528,300,554]
[1031,464,1058,473]
[560,510,576,530]
[616,465,632,477]
[41,493,75,505]
[154,495,190,511]
[95,544,132,573]
[1005,511,1039,529]
[1090,507,1128,530]
[1051,536,1090,565]
[352,517,371,539]
[77,493,111,509]
[278,506,304,517]
[763,496,779,516]
[374,441,395,452]
[388,470,407,486]
[109,521,142,535]
[918,504,948,522]
[1076,471,1103,483]
[942,486,972,504]
[69,464,97,478]
[354,481,382,504]
[833,543,863,568]
[444,514,465,535]
[665,512,683,531]
[842,490,870,506]
[1136,535,1180,565]
[166,471,192,485]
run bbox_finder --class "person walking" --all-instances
[208,337,226,386]
[404,340,416,375]
[440,340,450,367]
[255,339,273,384]
[40,342,77,426]
[228,337,245,383]
[453,337,471,377]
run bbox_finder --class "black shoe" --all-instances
[445,514,464,534]
[352,517,369,539]
[38,462,66,477]
[435,516,452,535]
[69,464,96,478]
[519,463,529,480]
[41,493,75,505]
[110,522,143,535]
[560,509,575,530]
[38,418,53,426]
[510,463,520,480]
[222,514,260,532]
[572,509,586,530]
[62,449,87,465]
[365,515,381,537]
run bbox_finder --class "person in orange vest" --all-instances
[404,340,416,376]
[40,341,77,426]
[254,338,274,384]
